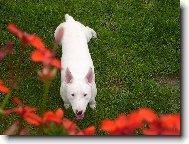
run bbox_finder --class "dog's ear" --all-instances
[54,24,64,45]
[85,67,93,85]
[64,67,73,84]
[85,26,97,43]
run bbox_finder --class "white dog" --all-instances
[54,14,97,120]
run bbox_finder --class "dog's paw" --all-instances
[64,104,70,109]
[89,103,96,110]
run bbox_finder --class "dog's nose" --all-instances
[76,110,83,115]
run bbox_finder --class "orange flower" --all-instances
[138,108,158,123]
[101,114,132,135]
[77,126,96,135]
[142,112,180,135]
[0,80,10,93]
[31,49,61,70]
[7,24,61,70]
[42,108,64,126]
[62,119,78,135]
[143,111,180,135]
[4,97,41,126]
[100,108,180,136]
[160,113,180,132]
[7,24,46,51]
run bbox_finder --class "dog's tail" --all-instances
[65,14,75,22]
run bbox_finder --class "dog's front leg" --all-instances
[60,84,70,109]
[89,83,97,110]
[89,99,96,110]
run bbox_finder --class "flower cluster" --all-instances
[3,97,95,135]
[7,24,61,83]
[0,23,180,135]
[101,108,180,135]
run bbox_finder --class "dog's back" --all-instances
[55,14,95,80]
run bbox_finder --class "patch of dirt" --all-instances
[153,74,180,89]
[110,78,124,90]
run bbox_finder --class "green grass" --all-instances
[0,0,180,135]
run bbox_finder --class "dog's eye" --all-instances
[84,94,87,97]
[71,94,75,97]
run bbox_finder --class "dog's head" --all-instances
[63,67,94,120]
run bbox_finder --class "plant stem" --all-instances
[17,118,23,135]
[1,91,12,110]
[52,41,58,56]
[40,81,51,116]
[18,63,40,82]
[39,124,45,135]
[14,42,26,83]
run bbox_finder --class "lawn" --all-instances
[0,0,180,135]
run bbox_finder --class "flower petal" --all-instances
[13,97,22,105]
[78,126,95,135]
[63,119,77,135]
[25,113,42,123]
[115,114,128,129]
[0,80,4,85]
[31,50,45,62]
[55,108,64,119]
[7,24,24,39]
[23,107,38,116]
[100,119,117,132]
[28,35,46,51]
[50,59,61,70]
[3,107,23,115]
[160,130,180,135]
[143,129,159,135]
[138,108,158,123]
[160,114,180,130]
[0,85,10,93]
[24,117,41,126]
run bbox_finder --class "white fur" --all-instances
[54,14,97,119]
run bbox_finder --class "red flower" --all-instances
[4,97,41,126]
[7,24,61,70]
[160,113,180,132]
[138,108,158,123]
[0,80,10,93]
[77,126,96,135]
[31,49,61,70]
[7,24,46,51]
[42,108,64,126]
[141,111,180,136]
[101,114,131,135]
[101,108,180,136]
[62,119,78,135]
[143,113,180,135]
